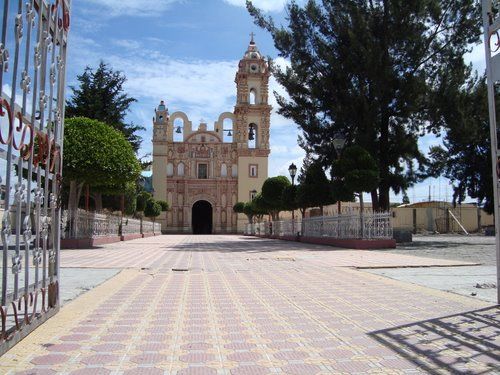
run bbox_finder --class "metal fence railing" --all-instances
[62,210,160,239]
[245,212,393,240]
[142,219,161,235]
[121,217,142,235]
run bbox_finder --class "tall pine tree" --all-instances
[428,74,494,213]
[247,0,481,211]
[66,61,144,152]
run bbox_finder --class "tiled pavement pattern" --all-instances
[2,235,498,374]
[60,236,478,270]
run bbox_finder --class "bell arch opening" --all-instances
[192,200,213,234]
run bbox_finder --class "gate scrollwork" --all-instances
[0,0,70,355]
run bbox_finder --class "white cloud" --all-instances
[223,0,288,12]
[85,0,183,17]
[113,39,142,50]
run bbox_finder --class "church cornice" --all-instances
[234,104,272,112]
[238,149,270,157]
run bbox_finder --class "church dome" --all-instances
[244,34,262,60]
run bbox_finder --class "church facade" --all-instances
[152,37,271,233]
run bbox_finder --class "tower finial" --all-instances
[250,32,255,44]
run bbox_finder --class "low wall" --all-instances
[392,206,493,233]
[61,236,122,249]
[247,213,395,249]
[252,234,396,249]
[121,233,143,241]
[61,210,161,248]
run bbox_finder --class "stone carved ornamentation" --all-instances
[151,36,270,234]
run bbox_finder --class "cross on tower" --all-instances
[250,32,255,43]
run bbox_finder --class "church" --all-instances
[152,36,271,234]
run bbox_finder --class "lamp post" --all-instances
[333,136,346,215]
[250,189,257,201]
[288,163,297,186]
[288,163,297,236]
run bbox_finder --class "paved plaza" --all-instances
[1,235,499,374]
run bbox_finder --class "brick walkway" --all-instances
[2,235,498,374]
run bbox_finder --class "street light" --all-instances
[288,163,297,185]
[333,135,346,215]
[288,162,298,236]
[250,189,257,200]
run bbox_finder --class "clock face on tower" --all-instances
[250,64,259,73]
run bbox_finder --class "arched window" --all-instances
[221,163,227,177]
[167,163,174,177]
[249,88,257,105]
[177,162,185,176]
[232,164,238,177]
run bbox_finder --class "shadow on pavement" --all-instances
[369,306,500,374]
[168,237,336,253]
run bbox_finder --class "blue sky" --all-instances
[66,0,486,205]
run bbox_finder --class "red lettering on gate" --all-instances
[33,131,49,167]
[0,98,14,145]
[14,111,34,160]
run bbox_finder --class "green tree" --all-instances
[243,202,256,223]
[247,0,480,211]
[251,193,269,221]
[402,192,410,205]
[334,145,379,236]
[157,200,170,211]
[298,161,335,216]
[124,185,138,216]
[234,196,269,224]
[66,61,144,152]
[233,202,245,214]
[428,75,494,213]
[281,185,298,213]
[136,191,153,213]
[261,176,291,220]
[64,117,141,215]
[144,199,162,223]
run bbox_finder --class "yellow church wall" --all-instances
[237,156,268,232]
[152,142,167,204]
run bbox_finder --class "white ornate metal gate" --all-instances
[1,0,70,355]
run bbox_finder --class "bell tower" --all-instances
[234,33,271,149]
[152,101,169,201]
[234,35,271,230]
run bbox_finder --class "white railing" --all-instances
[142,220,161,234]
[62,210,160,238]
[121,217,142,235]
[62,210,120,239]
[272,219,301,237]
[245,212,392,240]
[302,213,392,239]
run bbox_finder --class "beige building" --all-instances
[152,37,271,233]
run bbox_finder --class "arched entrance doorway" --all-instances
[192,200,213,234]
